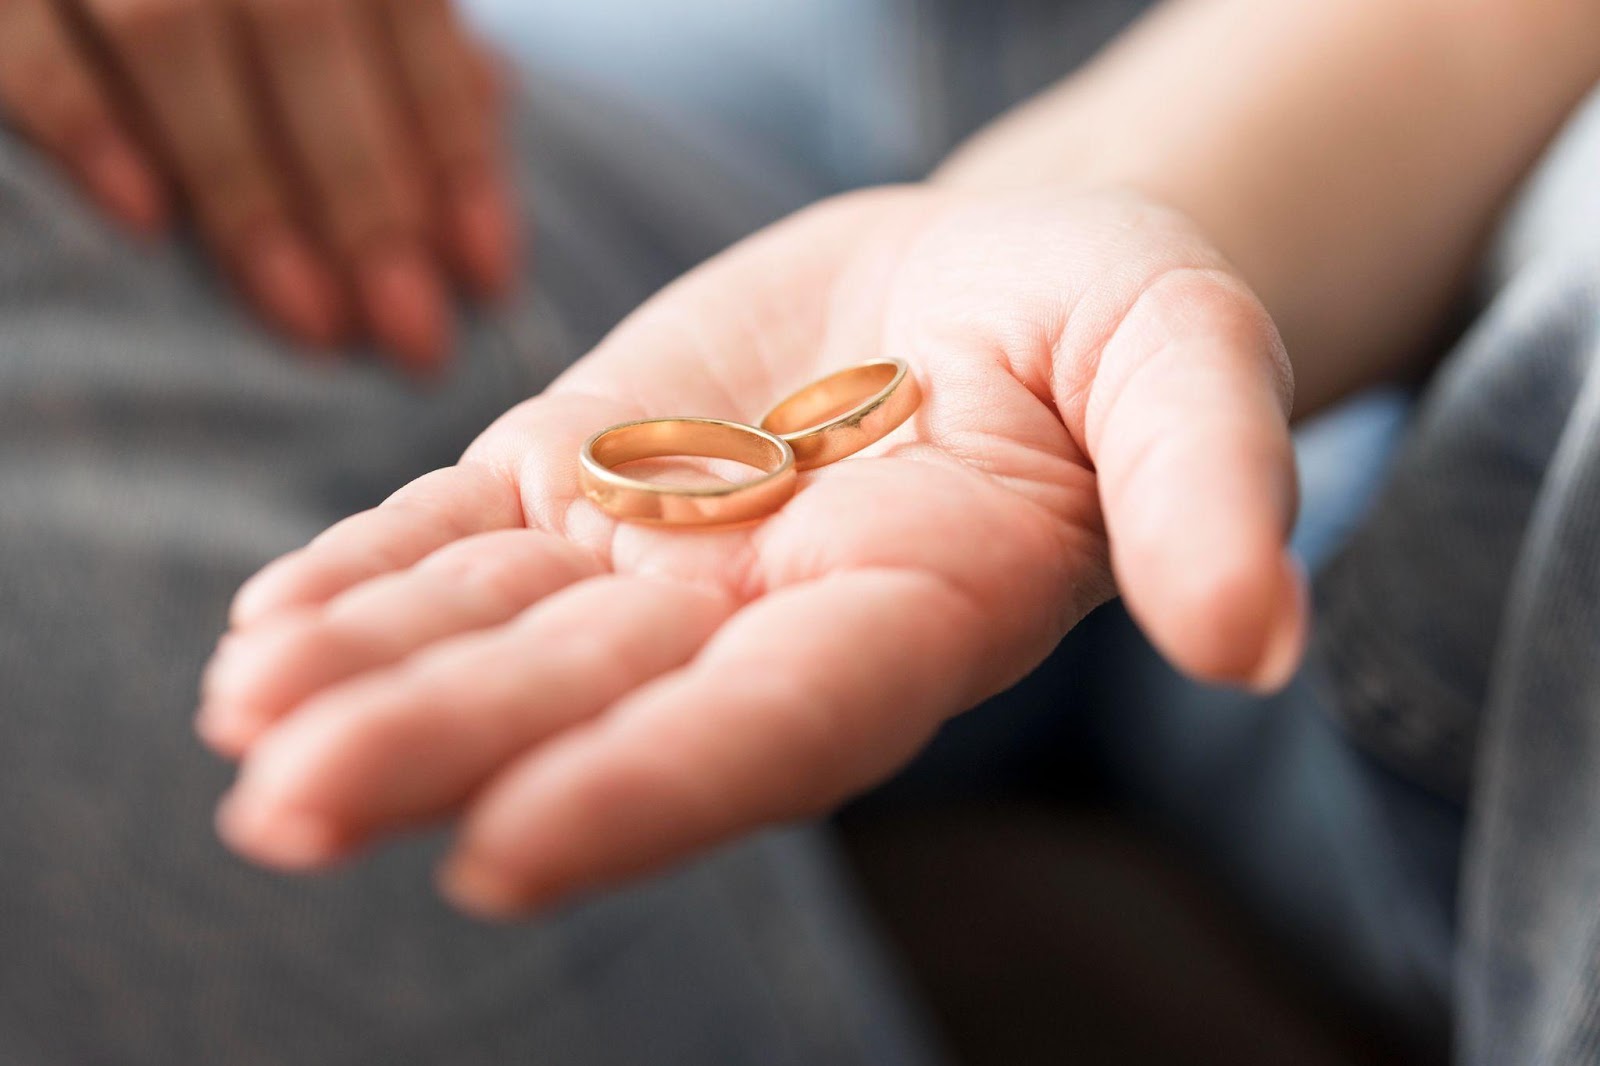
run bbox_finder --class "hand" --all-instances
[197,185,1306,917]
[0,0,513,371]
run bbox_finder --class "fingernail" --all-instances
[197,638,231,703]
[77,128,167,234]
[1248,553,1310,695]
[448,169,517,299]
[242,226,345,348]
[229,568,282,629]
[216,791,342,870]
[194,705,259,760]
[195,642,261,757]
[357,242,454,374]
[438,852,531,921]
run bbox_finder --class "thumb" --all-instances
[1083,267,1306,692]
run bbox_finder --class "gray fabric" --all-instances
[0,80,936,1066]
[1316,86,1600,802]
[1312,268,1578,801]
[1311,85,1600,1064]
[1458,272,1600,1064]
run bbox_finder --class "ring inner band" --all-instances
[763,361,902,437]
[590,419,787,479]
[581,417,797,527]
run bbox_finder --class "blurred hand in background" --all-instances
[0,0,515,371]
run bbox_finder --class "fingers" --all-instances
[437,568,985,918]
[242,0,448,371]
[0,0,508,365]
[1086,267,1306,692]
[215,575,735,869]
[81,0,345,345]
[230,463,525,627]
[0,0,166,229]
[231,390,631,630]
[201,528,601,755]
[374,0,515,297]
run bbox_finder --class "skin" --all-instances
[199,185,1306,916]
[199,0,1600,918]
[0,0,513,372]
[940,0,1600,412]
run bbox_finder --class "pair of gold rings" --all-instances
[579,359,922,526]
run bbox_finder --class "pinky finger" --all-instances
[0,0,166,230]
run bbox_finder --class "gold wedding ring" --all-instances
[760,358,921,470]
[580,417,797,526]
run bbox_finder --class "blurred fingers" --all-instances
[1085,267,1305,692]
[438,568,986,918]
[81,0,346,345]
[373,0,515,296]
[217,575,735,869]
[0,0,166,229]
[200,528,601,755]
[241,0,448,370]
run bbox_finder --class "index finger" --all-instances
[230,462,522,627]
[228,388,636,628]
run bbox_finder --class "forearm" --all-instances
[936,0,1600,413]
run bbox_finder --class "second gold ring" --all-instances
[760,358,921,470]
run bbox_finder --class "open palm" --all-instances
[199,185,1305,917]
